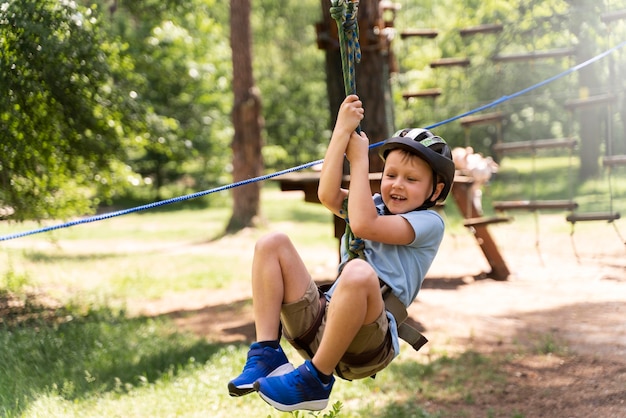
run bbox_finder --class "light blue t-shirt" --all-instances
[327,194,445,357]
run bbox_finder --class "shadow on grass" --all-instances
[0,293,228,416]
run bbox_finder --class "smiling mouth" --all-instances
[391,194,406,201]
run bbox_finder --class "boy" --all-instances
[228,94,455,411]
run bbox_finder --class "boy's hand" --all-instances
[335,95,364,136]
[345,130,369,164]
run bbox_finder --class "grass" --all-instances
[0,159,621,417]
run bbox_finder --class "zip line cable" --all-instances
[2,39,626,243]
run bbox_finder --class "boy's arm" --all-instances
[318,95,364,217]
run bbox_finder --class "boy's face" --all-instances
[380,149,443,214]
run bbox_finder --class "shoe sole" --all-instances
[255,388,329,412]
[228,362,294,397]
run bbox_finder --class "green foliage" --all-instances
[391,0,626,158]
[0,0,143,220]
[4,0,626,222]
[106,0,233,198]
[253,0,330,170]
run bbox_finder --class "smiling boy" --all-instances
[228,94,455,412]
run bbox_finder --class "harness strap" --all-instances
[381,284,428,351]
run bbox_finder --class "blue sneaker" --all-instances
[228,343,294,397]
[253,360,335,412]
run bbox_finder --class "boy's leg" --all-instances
[254,258,385,411]
[312,258,385,375]
[251,232,312,341]
[228,232,311,396]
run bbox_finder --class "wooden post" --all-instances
[450,177,511,280]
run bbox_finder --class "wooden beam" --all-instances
[463,216,512,227]
[492,48,575,63]
[566,212,621,223]
[459,23,503,37]
[400,28,439,39]
[565,94,617,110]
[460,111,504,128]
[493,138,577,154]
[601,9,626,23]
[603,155,626,167]
[402,88,442,100]
[493,200,578,211]
[430,57,470,68]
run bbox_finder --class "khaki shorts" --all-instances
[280,279,395,380]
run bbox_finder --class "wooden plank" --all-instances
[493,138,577,154]
[402,88,442,100]
[603,155,626,167]
[492,48,575,63]
[400,28,439,39]
[565,94,617,110]
[463,216,512,227]
[459,23,503,37]
[601,9,626,23]
[430,57,470,68]
[566,212,621,223]
[460,111,504,128]
[493,200,578,211]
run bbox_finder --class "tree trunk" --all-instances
[570,1,603,180]
[227,0,263,232]
[318,0,394,173]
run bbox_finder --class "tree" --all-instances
[227,0,263,232]
[0,0,142,221]
[103,0,233,199]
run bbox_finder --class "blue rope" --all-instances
[2,39,626,243]
[0,159,323,242]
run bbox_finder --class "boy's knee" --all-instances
[255,231,290,252]
[339,259,379,288]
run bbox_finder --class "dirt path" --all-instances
[136,214,626,417]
